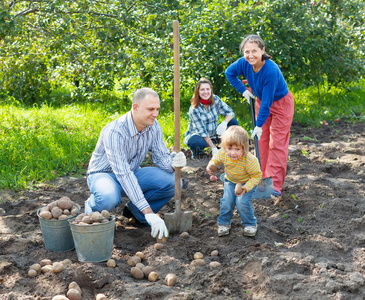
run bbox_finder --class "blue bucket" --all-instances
[69,216,115,262]
[37,203,81,252]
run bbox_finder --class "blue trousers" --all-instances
[85,167,175,224]
[218,179,257,227]
[187,118,239,157]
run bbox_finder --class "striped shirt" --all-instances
[87,111,173,211]
[184,95,234,145]
[210,149,262,192]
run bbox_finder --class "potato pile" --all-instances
[128,251,160,282]
[71,210,111,225]
[38,196,79,220]
[28,258,72,277]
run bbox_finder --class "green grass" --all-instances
[0,79,364,191]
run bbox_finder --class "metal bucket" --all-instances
[37,203,81,252]
[69,216,115,262]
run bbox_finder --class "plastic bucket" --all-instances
[69,216,115,262]
[37,203,81,252]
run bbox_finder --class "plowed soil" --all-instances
[1,121,364,300]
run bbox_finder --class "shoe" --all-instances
[244,225,257,237]
[218,225,231,236]
[273,190,281,197]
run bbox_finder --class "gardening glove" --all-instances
[171,151,187,168]
[242,90,255,104]
[211,147,219,156]
[216,121,228,136]
[145,213,168,239]
[251,126,263,140]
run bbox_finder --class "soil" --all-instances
[1,120,365,300]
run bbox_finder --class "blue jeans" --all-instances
[218,179,257,227]
[187,118,239,157]
[85,167,175,224]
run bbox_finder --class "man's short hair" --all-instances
[132,88,159,104]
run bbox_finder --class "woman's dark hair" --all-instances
[239,35,272,61]
[191,77,215,108]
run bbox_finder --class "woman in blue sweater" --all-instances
[225,35,294,196]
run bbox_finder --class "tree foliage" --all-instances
[0,0,364,106]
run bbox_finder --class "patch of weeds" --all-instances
[302,136,318,142]
[301,149,308,156]
[282,214,289,219]
[325,159,338,164]
[297,217,303,223]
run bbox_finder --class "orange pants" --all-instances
[255,92,294,193]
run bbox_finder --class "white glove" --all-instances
[216,121,228,136]
[212,147,219,156]
[171,151,187,168]
[251,126,263,140]
[145,213,168,239]
[242,90,255,104]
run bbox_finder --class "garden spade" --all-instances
[245,81,275,199]
[164,20,193,233]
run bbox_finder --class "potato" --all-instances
[52,296,69,300]
[148,271,159,282]
[135,251,144,260]
[57,196,73,210]
[58,214,69,220]
[165,273,177,286]
[30,263,41,274]
[62,209,70,216]
[70,205,79,216]
[179,232,189,239]
[135,262,144,270]
[39,210,52,220]
[51,206,63,219]
[68,282,81,295]
[209,261,221,268]
[211,250,219,256]
[127,256,141,267]
[62,259,72,267]
[67,288,81,300]
[75,213,86,221]
[101,210,110,218]
[154,243,164,250]
[39,259,52,266]
[82,215,92,224]
[96,294,107,300]
[106,259,116,268]
[28,269,38,277]
[193,252,204,260]
[235,183,243,195]
[156,235,167,243]
[52,262,64,273]
[130,267,144,279]
[191,259,205,266]
[41,265,53,273]
[142,266,154,278]
[90,211,103,220]
[47,201,58,211]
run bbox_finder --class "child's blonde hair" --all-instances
[220,126,249,156]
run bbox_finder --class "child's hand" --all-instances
[206,163,217,175]
[235,184,247,197]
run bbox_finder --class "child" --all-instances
[206,126,262,237]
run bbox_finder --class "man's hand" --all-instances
[171,151,187,168]
[251,126,263,140]
[145,213,168,239]
[216,121,228,136]
[211,147,219,156]
[242,90,255,104]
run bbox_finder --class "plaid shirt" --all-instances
[184,95,235,145]
[87,111,173,211]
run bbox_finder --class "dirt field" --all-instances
[1,120,364,300]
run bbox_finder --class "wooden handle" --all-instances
[173,20,181,206]
[173,20,180,152]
